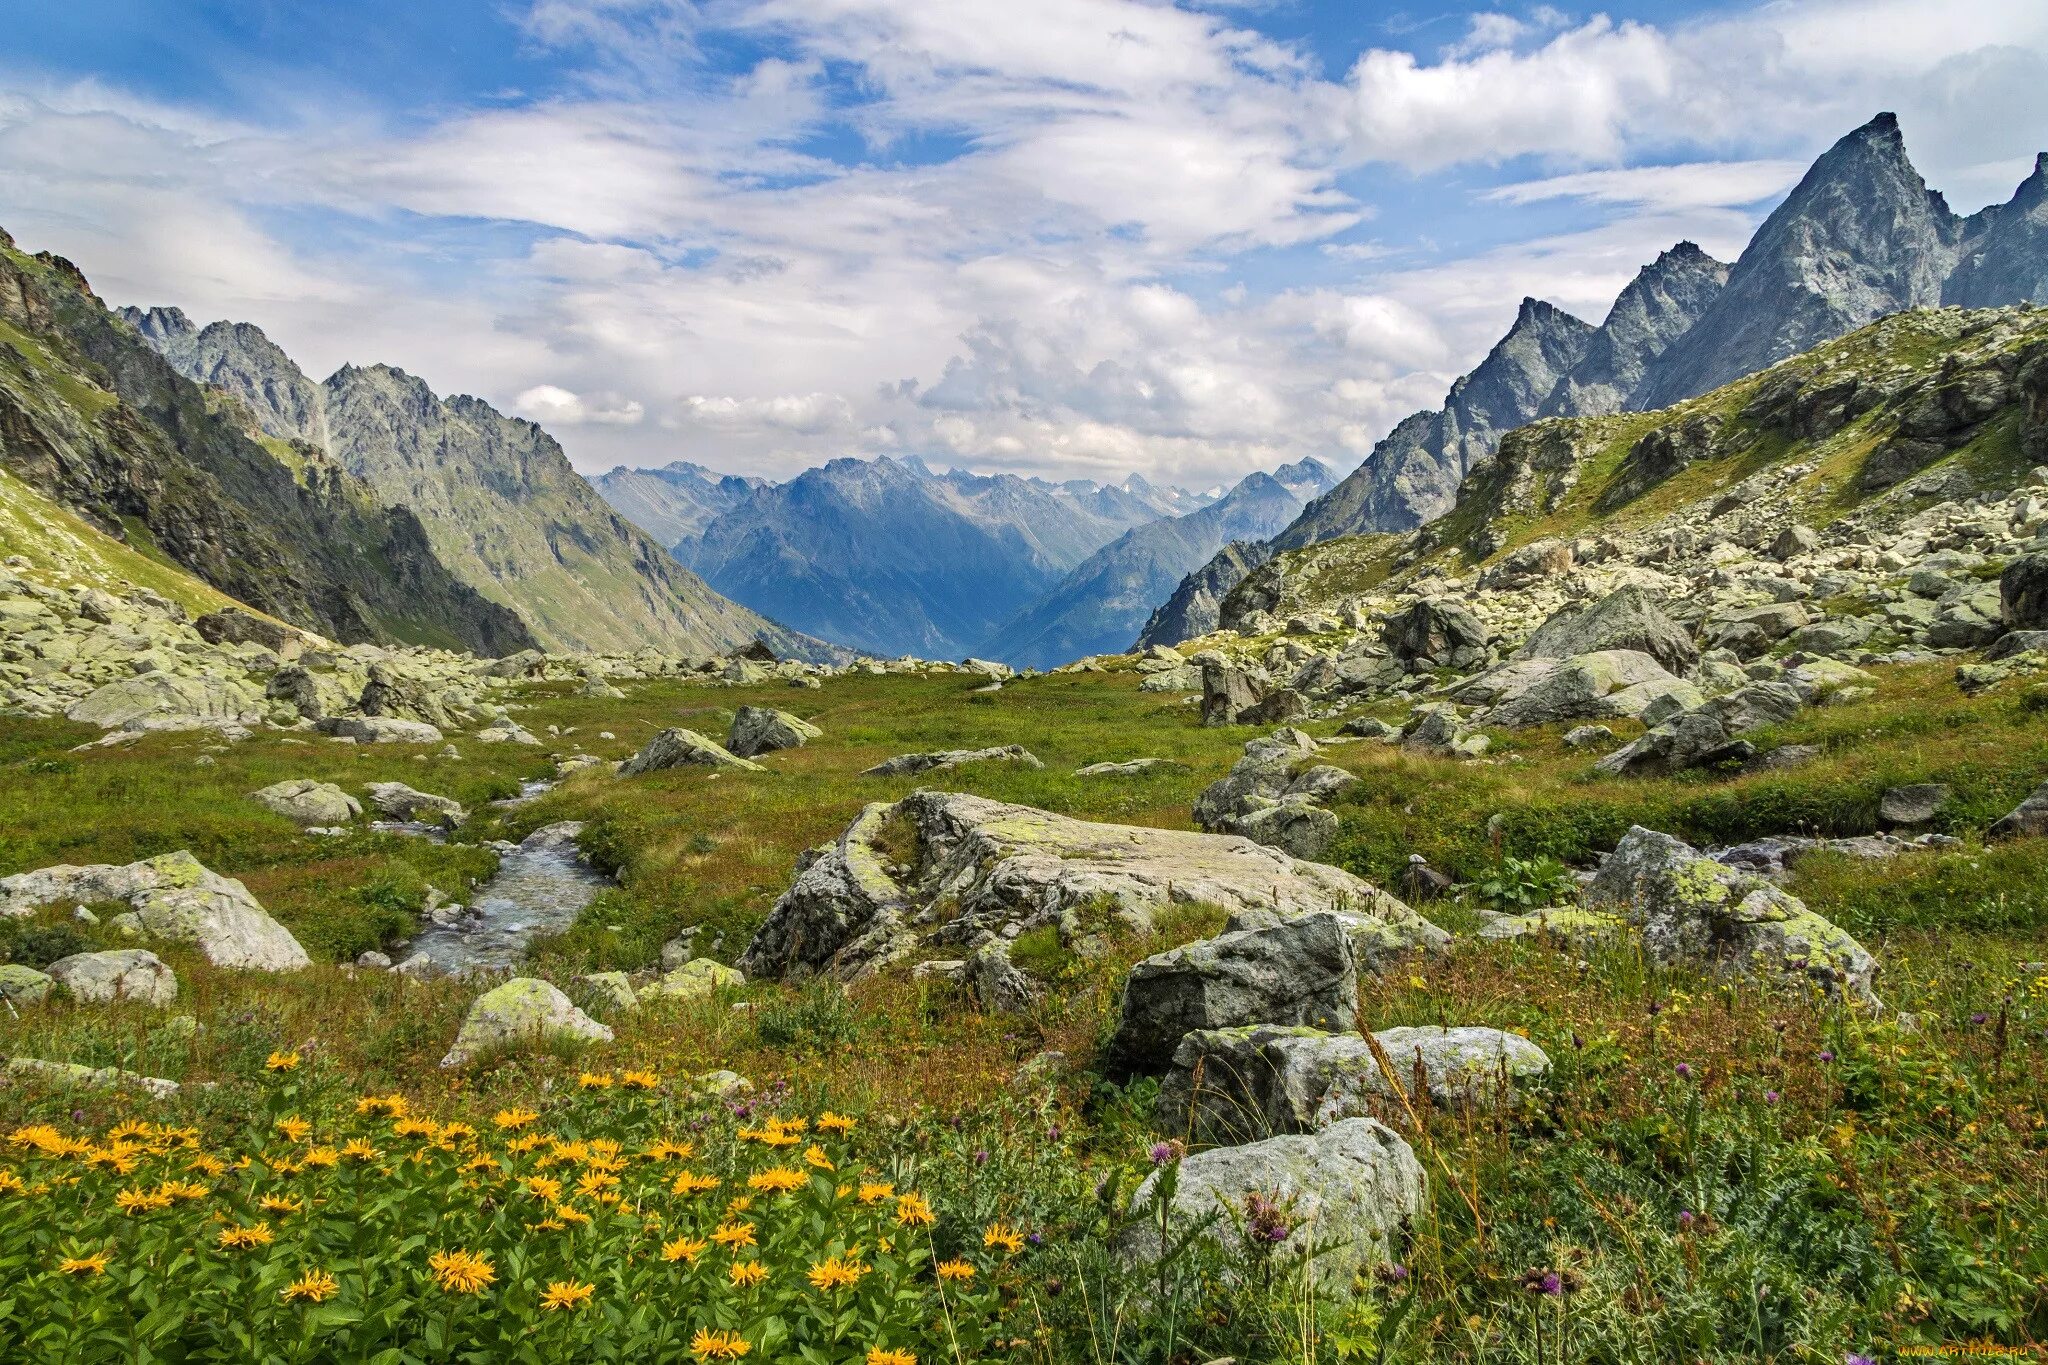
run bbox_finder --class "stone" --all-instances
[355,950,392,970]
[1338,716,1399,740]
[2002,553,2048,629]
[0,851,310,971]
[46,949,177,1007]
[659,932,698,971]
[1879,783,1951,826]
[1075,758,1186,777]
[440,978,613,1067]
[1584,826,1878,1001]
[1238,688,1309,726]
[1562,724,1616,750]
[1382,598,1490,670]
[1771,525,1820,561]
[366,782,469,828]
[965,941,1038,1012]
[250,779,362,827]
[638,959,744,1003]
[1223,802,1340,861]
[5,1056,180,1099]
[1192,728,1323,830]
[1782,616,1876,657]
[320,715,444,745]
[193,607,300,657]
[571,971,640,1017]
[694,1069,754,1099]
[1103,914,1358,1078]
[1487,650,1690,729]
[727,706,821,758]
[1595,681,1805,777]
[66,674,265,733]
[1156,1024,1552,1145]
[1516,585,1699,674]
[620,728,764,776]
[1704,603,1810,658]
[862,745,1041,777]
[1123,1118,1426,1288]
[0,964,54,1005]
[1200,661,1265,726]
[1989,780,2048,841]
[741,791,1442,985]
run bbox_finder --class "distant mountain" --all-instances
[590,462,766,548]
[1146,112,2048,647]
[0,232,532,654]
[125,309,828,660]
[1134,540,1272,652]
[670,456,1207,659]
[987,458,1336,668]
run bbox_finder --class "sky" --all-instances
[2,2,2046,491]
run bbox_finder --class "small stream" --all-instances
[383,779,613,977]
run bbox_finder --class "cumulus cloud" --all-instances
[513,384,646,425]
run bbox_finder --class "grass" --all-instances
[0,657,2043,1357]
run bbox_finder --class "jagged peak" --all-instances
[1650,240,1723,271]
[121,304,196,340]
[1508,297,1591,336]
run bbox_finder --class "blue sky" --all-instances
[3,1,2047,488]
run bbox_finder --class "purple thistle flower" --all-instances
[1969,1012,1989,1025]
[1027,1231,1043,1247]
[973,1149,989,1166]
[1540,1272,1563,1296]
[1846,1354,1876,1365]
[1763,1090,1780,1105]
[1046,1124,1062,1142]
[1675,1062,1693,1079]
[1677,1210,1694,1229]
[1817,1049,1835,1063]
[1149,1142,1176,1166]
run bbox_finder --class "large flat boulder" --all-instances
[366,782,469,828]
[1595,681,1804,776]
[1584,826,1878,1001]
[66,674,265,733]
[620,727,763,776]
[1123,1118,1426,1288]
[1516,584,1699,674]
[46,949,177,1007]
[739,791,1441,986]
[440,978,613,1068]
[1156,1024,1552,1145]
[862,745,1042,777]
[319,715,445,744]
[0,852,310,971]
[250,779,361,827]
[1486,650,1697,729]
[728,706,821,758]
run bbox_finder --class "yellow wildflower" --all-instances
[894,1192,935,1228]
[621,1070,660,1090]
[577,1072,614,1090]
[341,1140,379,1164]
[935,1259,976,1282]
[553,1204,592,1226]
[302,1146,339,1169]
[493,1108,540,1131]
[107,1120,153,1143]
[59,1252,111,1276]
[218,1223,275,1251]
[187,1153,227,1177]
[728,1260,768,1288]
[506,1132,547,1154]
[159,1180,209,1203]
[114,1187,171,1216]
[672,1170,721,1195]
[260,1195,304,1217]
[355,1094,408,1118]
[274,1117,312,1144]
[691,1328,751,1360]
[858,1182,895,1205]
[663,1236,708,1264]
[867,1350,916,1365]
[427,1248,496,1294]
[711,1220,757,1250]
[803,1145,834,1172]
[807,1257,867,1292]
[817,1112,856,1135]
[983,1222,1025,1255]
[265,1050,302,1072]
[747,1167,807,1194]
[724,1195,755,1216]
[282,1269,338,1303]
[0,1170,25,1197]
[540,1280,595,1311]
[524,1175,564,1203]
[646,1139,695,1162]
[574,1170,620,1198]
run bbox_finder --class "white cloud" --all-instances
[514,384,646,425]
[1483,160,1808,212]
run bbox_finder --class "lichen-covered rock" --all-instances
[0,852,310,971]
[46,949,177,1007]
[570,971,639,1017]
[862,745,1041,777]
[1486,650,1695,729]
[727,706,821,758]
[1989,779,2048,841]
[320,714,444,744]
[440,978,613,1067]
[6,1056,181,1099]
[1123,1118,1426,1288]
[1516,584,1699,674]
[1595,681,1804,776]
[1382,598,1490,670]
[1585,826,1878,1001]
[1192,728,1324,829]
[638,959,744,1003]
[1200,660,1265,725]
[1075,758,1186,777]
[620,728,763,776]
[250,779,361,827]
[0,964,55,1005]
[66,674,265,732]
[1103,914,1357,1078]
[1879,783,1951,826]
[1156,1024,1552,1145]
[365,782,469,828]
[2002,552,2048,629]
[740,792,1441,987]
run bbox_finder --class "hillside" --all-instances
[587,461,765,547]
[0,231,533,655]
[124,309,829,661]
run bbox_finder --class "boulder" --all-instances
[1989,780,2048,841]
[862,745,1041,777]
[570,971,639,1017]
[1595,681,1804,777]
[727,706,821,758]
[0,964,55,1005]
[740,791,1441,985]
[620,728,764,776]
[1123,1118,1426,1288]
[46,949,177,1007]
[1584,826,1878,1001]
[1382,599,1490,670]
[320,715,444,745]
[1224,802,1340,861]
[365,782,469,828]
[1879,783,1951,827]
[1192,728,1331,830]
[1075,758,1186,777]
[1156,1024,1552,1145]
[193,608,300,657]
[1200,661,1265,726]
[0,852,310,971]
[1103,914,1357,1078]
[250,779,362,827]
[1704,603,1811,658]
[1771,525,1820,561]
[1516,585,1699,674]
[440,978,613,1068]
[66,674,265,733]
[1563,724,1615,750]
[638,959,744,1003]
[1486,650,1692,729]
[2002,553,2048,629]
[5,1056,180,1099]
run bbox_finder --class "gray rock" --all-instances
[621,728,764,776]
[1516,585,1698,674]
[1585,826,1878,1001]
[1879,783,1951,826]
[1989,780,2048,841]
[320,715,445,745]
[46,949,177,1007]
[1338,716,1400,740]
[67,674,266,733]
[1223,802,1341,861]
[862,744,1041,777]
[1595,681,1805,777]
[355,950,392,970]
[1192,728,1322,829]
[2002,553,2048,629]
[727,706,821,758]
[1200,661,1265,726]
[1771,525,1820,561]
[440,978,613,1067]
[0,964,55,1005]
[1704,603,1811,658]
[0,852,310,971]
[5,1056,181,1099]
[1103,913,1357,1078]
[365,782,468,828]
[1563,724,1616,750]
[741,791,1441,985]
[251,779,362,827]
[571,971,640,1017]
[1487,650,1688,728]
[1124,1118,1426,1288]
[1156,1024,1551,1145]
[1382,598,1490,670]
[638,959,744,1003]
[1075,758,1187,777]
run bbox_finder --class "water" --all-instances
[398,820,611,976]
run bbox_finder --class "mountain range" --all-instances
[122,308,826,660]
[1145,112,2048,646]
[652,457,1212,660]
